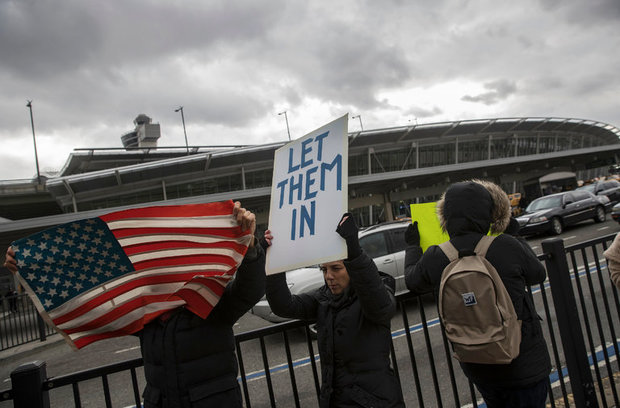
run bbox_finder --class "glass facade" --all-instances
[419,142,456,168]
[244,168,273,189]
[62,127,616,220]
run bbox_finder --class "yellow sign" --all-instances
[409,202,450,252]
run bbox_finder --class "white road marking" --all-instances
[114,345,140,354]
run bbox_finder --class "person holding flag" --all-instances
[263,213,405,408]
[4,201,266,408]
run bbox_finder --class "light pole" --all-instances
[175,106,189,155]
[352,114,363,131]
[26,100,41,184]
[278,111,291,141]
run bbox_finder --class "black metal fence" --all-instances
[1,293,55,351]
[2,234,620,407]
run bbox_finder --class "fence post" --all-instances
[10,360,50,408]
[37,314,47,342]
[541,238,599,407]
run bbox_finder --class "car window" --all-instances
[387,227,408,253]
[360,231,389,258]
[571,191,590,201]
[527,195,563,211]
[579,184,596,193]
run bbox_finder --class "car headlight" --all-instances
[529,216,548,224]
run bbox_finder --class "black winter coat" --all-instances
[405,232,551,388]
[266,252,404,408]
[139,244,266,408]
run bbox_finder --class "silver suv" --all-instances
[250,220,411,323]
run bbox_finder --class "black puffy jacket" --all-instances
[405,181,551,387]
[139,244,265,408]
[266,252,404,408]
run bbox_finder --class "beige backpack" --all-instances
[438,235,521,364]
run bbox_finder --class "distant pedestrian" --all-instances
[8,289,17,313]
[604,233,620,289]
[405,179,551,408]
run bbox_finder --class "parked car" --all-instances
[516,190,609,236]
[250,220,411,323]
[577,179,620,206]
[611,202,620,224]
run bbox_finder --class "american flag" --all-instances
[12,200,252,349]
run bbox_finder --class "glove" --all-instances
[404,221,420,246]
[259,229,273,252]
[336,213,362,260]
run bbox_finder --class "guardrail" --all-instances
[1,293,55,351]
[1,234,619,407]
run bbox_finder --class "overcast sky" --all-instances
[1,0,619,180]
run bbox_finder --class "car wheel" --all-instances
[550,217,563,235]
[594,206,606,223]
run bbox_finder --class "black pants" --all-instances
[475,378,548,408]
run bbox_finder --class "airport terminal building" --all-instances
[1,115,620,254]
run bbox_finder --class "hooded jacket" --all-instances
[139,244,266,408]
[266,251,404,408]
[405,180,551,388]
[603,233,620,289]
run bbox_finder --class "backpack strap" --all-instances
[439,241,459,262]
[473,235,495,257]
[440,235,496,261]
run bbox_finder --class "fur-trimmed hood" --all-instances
[437,179,511,237]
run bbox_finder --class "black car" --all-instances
[577,179,620,205]
[516,190,609,236]
[611,202,620,224]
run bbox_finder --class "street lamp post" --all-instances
[352,114,363,131]
[278,111,291,141]
[175,106,189,155]
[26,100,41,184]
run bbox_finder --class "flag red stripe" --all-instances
[65,278,229,335]
[99,200,235,222]
[72,316,149,349]
[122,240,248,256]
[52,271,232,326]
[62,294,173,334]
[109,226,246,239]
[132,254,238,271]
[175,288,217,319]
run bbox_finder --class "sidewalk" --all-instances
[0,333,64,363]
[546,372,620,407]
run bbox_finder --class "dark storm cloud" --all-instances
[0,0,619,179]
[406,106,443,119]
[540,0,620,24]
[0,1,101,79]
[0,1,283,79]
[461,80,517,105]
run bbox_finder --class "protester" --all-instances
[404,221,423,278]
[4,201,265,408]
[405,180,551,408]
[264,213,405,408]
[603,233,620,289]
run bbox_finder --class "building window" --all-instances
[245,169,272,189]
[349,154,369,176]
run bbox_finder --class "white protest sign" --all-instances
[266,114,349,275]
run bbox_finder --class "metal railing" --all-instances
[1,293,55,351]
[2,234,620,407]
